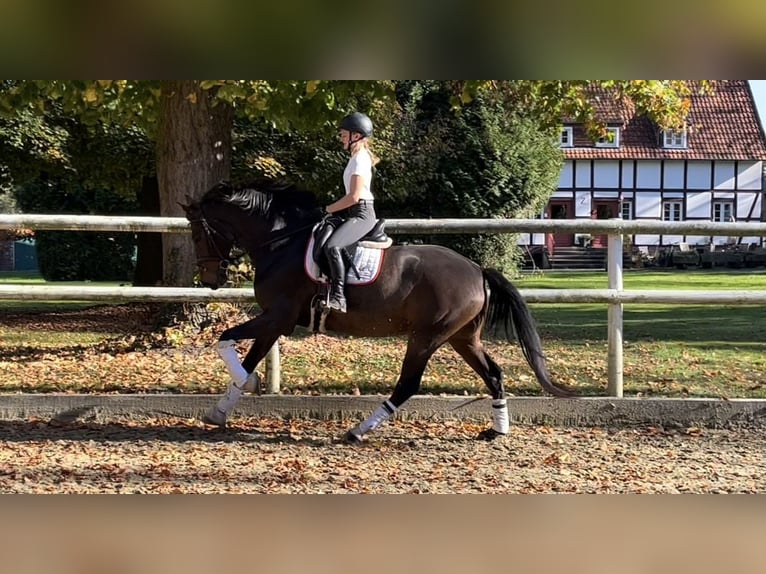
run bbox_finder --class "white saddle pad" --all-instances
[304,236,386,285]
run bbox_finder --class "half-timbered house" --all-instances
[521,80,766,268]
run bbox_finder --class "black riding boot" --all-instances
[325,247,347,313]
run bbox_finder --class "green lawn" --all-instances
[0,271,125,315]
[0,270,44,284]
[509,269,766,398]
[516,268,766,290]
[0,271,129,344]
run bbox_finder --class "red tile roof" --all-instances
[563,81,766,161]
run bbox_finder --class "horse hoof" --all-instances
[201,408,227,428]
[476,428,506,441]
[343,430,364,444]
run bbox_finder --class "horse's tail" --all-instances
[482,268,576,398]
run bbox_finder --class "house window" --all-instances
[551,204,568,219]
[595,127,620,148]
[713,201,734,222]
[663,201,683,221]
[663,127,687,149]
[621,201,633,220]
[559,127,573,148]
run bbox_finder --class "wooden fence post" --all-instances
[264,341,280,393]
[607,226,624,397]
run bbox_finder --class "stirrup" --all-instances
[326,295,347,313]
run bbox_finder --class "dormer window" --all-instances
[595,127,620,148]
[663,127,687,149]
[559,127,573,148]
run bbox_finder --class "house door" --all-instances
[591,201,619,247]
[547,201,574,251]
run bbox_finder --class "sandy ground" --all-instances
[1,415,763,493]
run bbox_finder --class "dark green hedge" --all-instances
[13,180,137,281]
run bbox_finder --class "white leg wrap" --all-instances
[492,398,509,434]
[351,400,398,439]
[217,340,247,386]
[214,340,248,418]
[215,381,244,415]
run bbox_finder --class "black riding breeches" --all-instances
[325,200,376,251]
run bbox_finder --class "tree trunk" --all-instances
[133,175,163,286]
[157,81,234,286]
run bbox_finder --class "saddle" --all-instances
[311,218,392,265]
[306,219,392,332]
[305,218,392,286]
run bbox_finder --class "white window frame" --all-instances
[663,127,687,149]
[663,200,683,222]
[559,127,573,148]
[621,200,633,220]
[595,127,620,148]
[712,200,734,222]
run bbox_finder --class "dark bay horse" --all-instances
[182,180,574,442]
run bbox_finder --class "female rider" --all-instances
[322,111,379,313]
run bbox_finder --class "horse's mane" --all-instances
[201,178,320,225]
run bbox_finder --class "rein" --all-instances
[255,221,318,250]
[194,203,318,268]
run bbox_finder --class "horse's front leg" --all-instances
[203,312,292,427]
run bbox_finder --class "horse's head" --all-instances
[181,197,235,289]
[183,179,321,288]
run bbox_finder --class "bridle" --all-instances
[190,205,240,274]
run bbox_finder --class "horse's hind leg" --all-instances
[449,332,509,440]
[345,332,442,443]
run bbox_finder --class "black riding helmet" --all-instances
[339,112,373,138]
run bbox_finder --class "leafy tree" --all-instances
[230,91,400,206]
[0,96,153,281]
[375,82,562,271]
[0,80,393,285]
[461,80,706,138]
[0,80,703,285]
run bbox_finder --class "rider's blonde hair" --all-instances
[350,138,380,167]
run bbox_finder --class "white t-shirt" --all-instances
[342,148,374,200]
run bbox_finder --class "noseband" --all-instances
[190,206,238,272]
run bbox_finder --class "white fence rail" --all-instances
[4,213,766,235]
[3,214,766,397]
